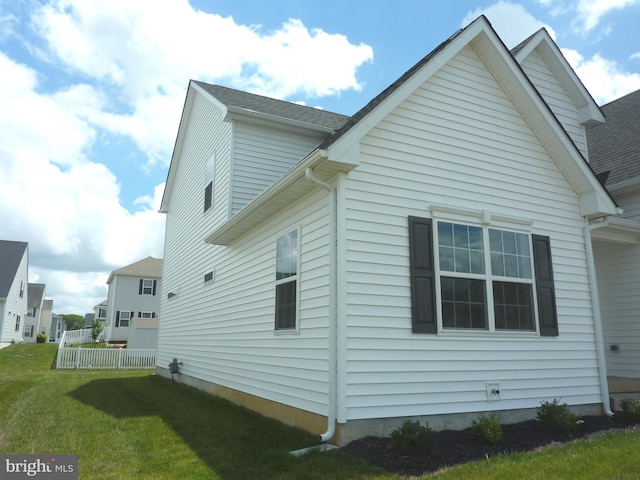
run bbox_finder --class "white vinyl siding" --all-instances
[231,122,326,214]
[594,241,640,377]
[158,89,333,415]
[0,249,28,347]
[340,44,599,421]
[519,50,588,158]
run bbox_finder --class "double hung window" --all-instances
[409,216,557,335]
[437,222,534,331]
[275,230,298,331]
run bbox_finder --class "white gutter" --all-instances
[305,167,338,442]
[584,218,614,416]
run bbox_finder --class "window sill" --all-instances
[436,328,540,338]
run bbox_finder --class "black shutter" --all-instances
[115,311,120,328]
[532,234,559,336]
[152,312,156,318]
[139,279,143,294]
[152,280,157,295]
[408,216,437,333]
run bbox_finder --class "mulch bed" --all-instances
[341,415,638,477]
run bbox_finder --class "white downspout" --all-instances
[305,167,338,442]
[584,218,614,416]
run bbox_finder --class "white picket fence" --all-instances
[56,329,156,370]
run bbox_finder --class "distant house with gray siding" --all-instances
[104,257,162,343]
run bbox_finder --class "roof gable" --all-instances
[107,256,163,284]
[205,16,617,245]
[323,16,615,216]
[0,240,28,299]
[512,28,604,127]
[27,283,45,308]
[160,81,349,213]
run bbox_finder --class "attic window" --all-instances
[204,153,215,212]
[204,271,214,283]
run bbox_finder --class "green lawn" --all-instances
[1,343,639,479]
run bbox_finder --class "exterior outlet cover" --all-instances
[486,382,501,400]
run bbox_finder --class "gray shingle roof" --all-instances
[107,256,163,284]
[192,82,350,131]
[0,240,28,299]
[587,89,640,187]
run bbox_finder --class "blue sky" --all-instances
[1,0,639,314]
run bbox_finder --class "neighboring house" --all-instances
[23,283,46,342]
[586,89,640,390]
[50,313,65,343]
[40,299,53,341]
[104,257,162,343]
[156,16,628,446]
[94,300,107,324]
[0,240,28,349]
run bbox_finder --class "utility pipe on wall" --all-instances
[584,218,614,416]
[305,167,338,442]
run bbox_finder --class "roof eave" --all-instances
[204,148,357,245]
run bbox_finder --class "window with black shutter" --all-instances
[408,216,558,335]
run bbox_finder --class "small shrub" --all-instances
[472,413,503,444]
[36,333,47,343]
[389,420,434,456]
[91,319,104,342]
[618,398,640,423]
[536,399,581,432]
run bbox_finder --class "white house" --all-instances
[586,88,640,405]
[156,16,628,446]
[50,313,65,343]
[94,300,107,324]
[0,240,29,349]
[104,257,162,343]
[23,283,46,342]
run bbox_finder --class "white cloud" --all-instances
[562,48,640,103]
[574,0,639,33]
[463,1,556,48]
[0,53,165,313]
[32,0,373,169]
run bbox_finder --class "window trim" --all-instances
[139,278,156,296]
[408,214,558,337]
[433,219,537,334]
[274,228,300,334]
